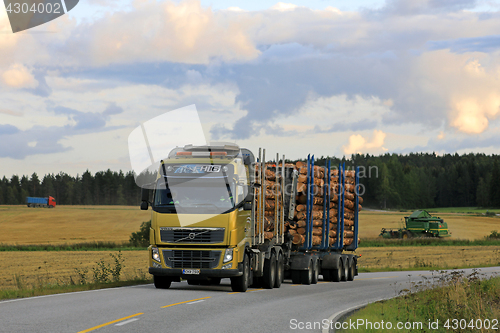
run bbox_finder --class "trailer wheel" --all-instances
[263,252,276,289]
[341,258,348,282]
[153,275,172,289]
[300,260,313,285]
[274,252,284,288]
[311,259,319,284]
[291,270,301,284]
[322,269,331,281]
[332,260,344,282]
[231,254,250,292]
[347,259,355,281]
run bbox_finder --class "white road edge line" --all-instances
[186,300,205,305]
[0,284,153,305]
[321,297,391,333]
[115,318,139,326]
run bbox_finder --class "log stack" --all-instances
[254,160,363,249]
[287,161,363,248]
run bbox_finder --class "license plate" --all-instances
[182,269,200,275]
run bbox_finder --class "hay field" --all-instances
[359,210,500,240]
[0,205,151,245]
[2,246,499,290]
[356,245,500,271]
[0,250,150,290]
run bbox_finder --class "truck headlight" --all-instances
[223,248,233,263]
[152,247,161,262]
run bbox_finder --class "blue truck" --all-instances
[26,196,56,208]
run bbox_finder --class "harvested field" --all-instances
[356,245,500,271]
[359,210,500,240]
[0,205,150,245]
[0,250,149,290]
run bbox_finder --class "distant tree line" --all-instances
[315,153,500,209]
[1,153,500,208]
[0,170,141,206]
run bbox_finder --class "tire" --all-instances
[300,260,313,285]
[332,260,342,282]
[311,259,319,284]
[231,254,249,292]
[187,280,200,285]
[341,258,348,282]
[153,275,172,289]
[402,231,410,239]
[322,269,331,281]
[291,270,301,284]
[347,259,355,281]
[274,253,284,288]
[263,252,276,289]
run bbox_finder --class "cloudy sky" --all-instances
[1,0,500,177]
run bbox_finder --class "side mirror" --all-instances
[140,201,149,210]
[141,188,151,202]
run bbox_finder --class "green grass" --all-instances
[338,272,500,333]
[1,278,152,300]
[0,241,147,252]
[359,238,500,247]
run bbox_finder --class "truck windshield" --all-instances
[153,178,236,214]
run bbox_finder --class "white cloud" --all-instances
[343,130,387,155]
[2,64,37,88]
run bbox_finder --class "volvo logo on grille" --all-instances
[188,233,196,239]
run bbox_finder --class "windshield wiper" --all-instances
[174,230,211,243]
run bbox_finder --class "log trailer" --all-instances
[26,196,56,208]
[142,143,360,292]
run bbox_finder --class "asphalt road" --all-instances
[1,267,499,333]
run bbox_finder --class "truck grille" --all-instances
[160,228,225,244]
[162,250,221,269]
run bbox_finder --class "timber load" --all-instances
[255,157,362,250]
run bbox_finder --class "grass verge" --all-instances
[338,271,500,333]
[0,278,152,301]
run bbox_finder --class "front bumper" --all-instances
[149,263,243,278]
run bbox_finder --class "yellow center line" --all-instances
[228,292,240,295]
[291,284,302,286]
[161,297,211,308]
[78,313,143,333]
[318,282,329,284]
[251,288,264,292]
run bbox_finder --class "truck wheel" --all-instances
[274,253,284,288]
[300,260,313,285]
[231,254,249,292]
[347,259,355,281]
[322,269,331,281]
[311,259,319,284]
[341,258,348,282]
[263,252,276,289]
[153,275,172,289]
[291,270,301,284]
[332,259,342,282]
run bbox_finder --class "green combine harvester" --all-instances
[380,210,450,239]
